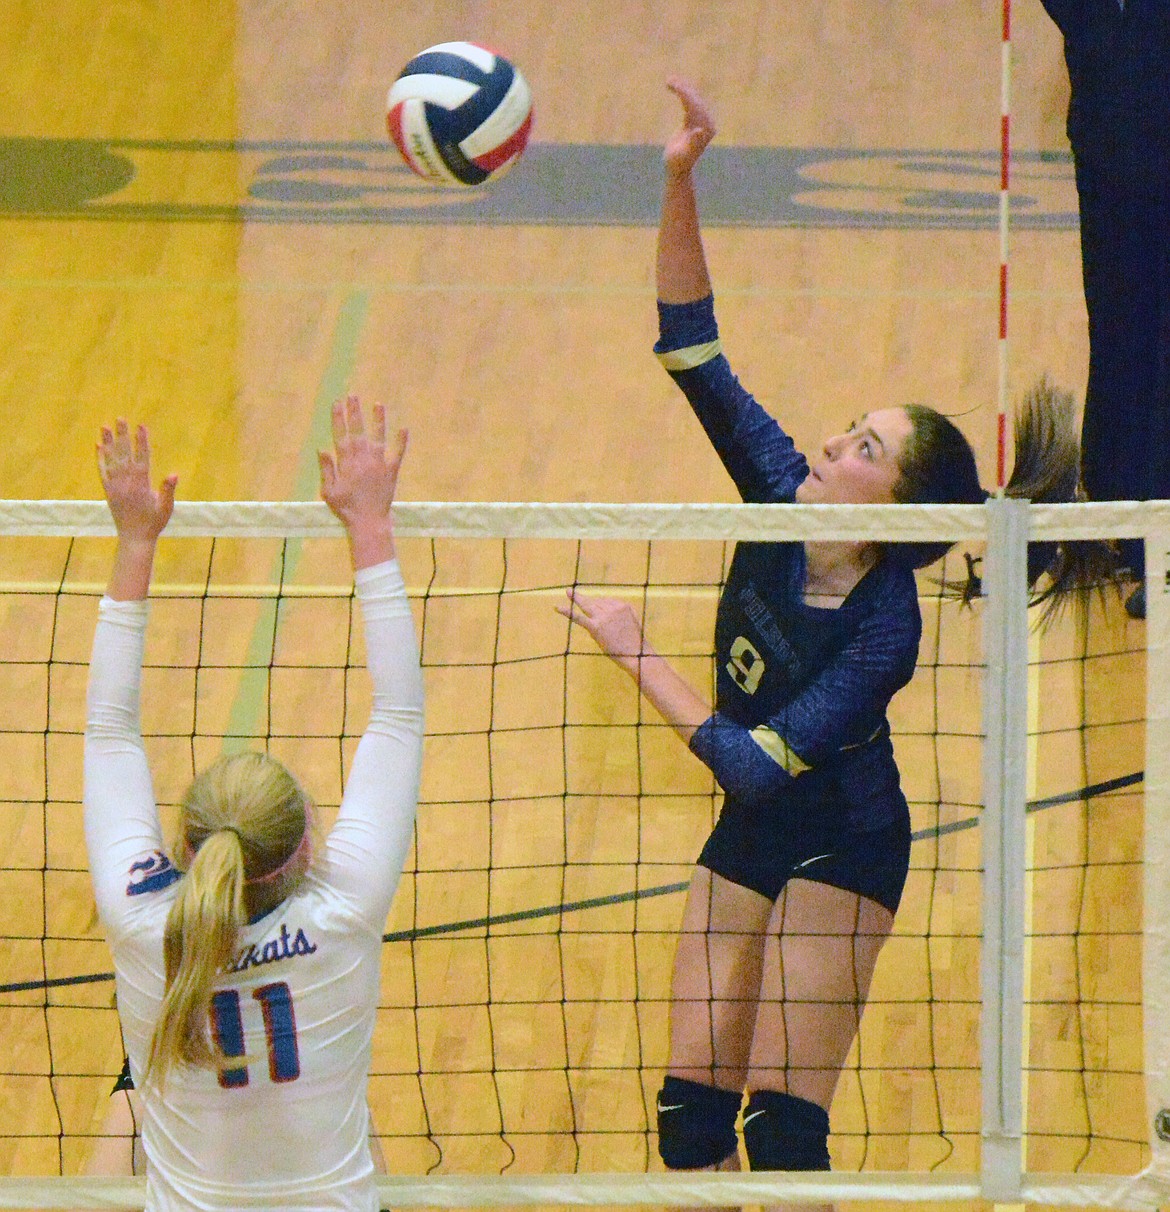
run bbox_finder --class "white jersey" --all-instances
[84,560,424,1212]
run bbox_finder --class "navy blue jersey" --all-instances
[655,296,921,834]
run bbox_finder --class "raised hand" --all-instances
[657,76,716,303]
[664,76,716,180]
[96,419,177,601]
[96,420,178,543]
[319,395,407,570]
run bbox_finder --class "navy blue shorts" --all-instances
[698,791,911,914]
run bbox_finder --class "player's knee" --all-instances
[742,1089,830,1171]
[656,1075,742,1170]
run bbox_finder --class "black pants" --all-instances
[1044,0,1170,576]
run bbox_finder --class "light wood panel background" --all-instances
[0,1,1149,1208]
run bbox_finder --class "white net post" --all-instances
[979,498,1029,1202]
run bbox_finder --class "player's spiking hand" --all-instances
[664,77,716,180]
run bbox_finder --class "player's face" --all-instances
[796,407,913,505]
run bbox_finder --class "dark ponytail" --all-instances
[1001,377,1121,619]
[891,377,1121,617]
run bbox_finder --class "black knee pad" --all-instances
[742,1089,831,1171]
[656,1075,742,1170]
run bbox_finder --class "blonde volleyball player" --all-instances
[84,399,422,1211]
[559,79,1106,1208]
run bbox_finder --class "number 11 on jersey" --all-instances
[211,981,301,1088]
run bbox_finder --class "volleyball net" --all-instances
[0,498,1167,1209]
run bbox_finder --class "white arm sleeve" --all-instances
[83,597,167,934]
[322,558,425,927]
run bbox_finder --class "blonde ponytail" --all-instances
[145,751,311,1087]
[145,830,246,1086]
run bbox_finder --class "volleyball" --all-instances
[386,41,533,186]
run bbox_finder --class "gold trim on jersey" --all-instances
[657,339,723,371]
[749,725,812,776]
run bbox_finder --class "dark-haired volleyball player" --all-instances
[84,399,422,1211]
[559,79,1101,1209]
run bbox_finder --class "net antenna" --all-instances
[996,0,1012,493]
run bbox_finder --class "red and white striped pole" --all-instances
[997,0,1013,491]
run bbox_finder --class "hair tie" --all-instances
[245,824,313,887]
[180,806,313,885]
[246,802,315,887]
[180,825,243,866]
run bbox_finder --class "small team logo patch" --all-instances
[126,850,181,897]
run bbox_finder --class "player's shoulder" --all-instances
[856,560,923,638]
[124,850,182,898]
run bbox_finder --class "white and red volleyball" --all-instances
[386,42,533,186]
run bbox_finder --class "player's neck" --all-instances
[803,540,878,601]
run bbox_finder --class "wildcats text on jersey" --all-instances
[226,922,319,975]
